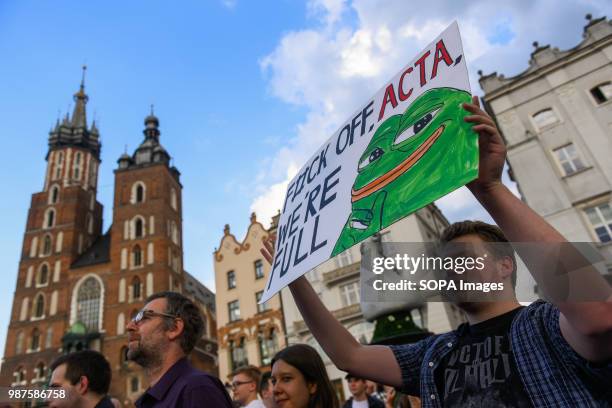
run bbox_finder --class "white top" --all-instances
[244,399,266,408]
[351,399,369,408]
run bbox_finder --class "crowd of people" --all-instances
[39,96,610,407]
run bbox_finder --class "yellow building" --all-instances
[213,213,287,383]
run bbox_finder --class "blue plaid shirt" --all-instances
[390,301,612,407]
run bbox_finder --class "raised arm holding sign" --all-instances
[262,22,612,407]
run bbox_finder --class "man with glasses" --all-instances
[127,291,232,407]
[231,366,265,408]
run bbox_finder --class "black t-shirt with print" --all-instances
[434,306,532,407]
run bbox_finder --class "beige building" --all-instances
[479,14,612,266]
[280,204,466,400]
[213,213,287,383]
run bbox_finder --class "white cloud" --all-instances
[221,0,236,10]
[253,0,612,227]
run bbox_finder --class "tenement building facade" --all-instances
[479,15,612,266]
[213,213,287,383]
[0,74,218,406]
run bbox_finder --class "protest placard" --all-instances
[261,21,478,302]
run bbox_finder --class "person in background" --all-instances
[126,291,233,407]
[271,344,339,408]
[259,371,277,408]
[343,374,384,408]
[232,365,265,407]
[366,381,385,402]
[47,350,114,408]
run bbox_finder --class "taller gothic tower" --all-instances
[0,71,218,405]
[1,68,104,388]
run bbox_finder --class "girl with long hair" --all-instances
[271,344,340,408]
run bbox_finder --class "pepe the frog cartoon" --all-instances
[332,87,478,256]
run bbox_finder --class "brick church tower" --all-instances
[0,70,218,405]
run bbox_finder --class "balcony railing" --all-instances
[293,303,362,334]
[322,262,360,286]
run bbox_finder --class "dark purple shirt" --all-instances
[135,358,233,408]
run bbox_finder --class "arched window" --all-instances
[44,208,56,229]
[15,331,24,354]
[37,264,49,286]
[49,185,60,204]
[134,217,144,238]
[132,182,146,204]
[76,277,102,331]
[33,293,45,318]
[131,276,141,301]
[132,245,142,267]
[31,328,40,351]
[532,108,559,130]
[42,234,52,256]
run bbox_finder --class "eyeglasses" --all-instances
[231,380,254,389]
[131,309,178,324]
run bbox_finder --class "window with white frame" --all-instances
[256,291,268,313]
[33,293,45,318]
[254,259,264,279]
[76,277,102,331]
[227,270,236,289]
[590,82,612,105]
[532,108,559,130]
[132,182,146,204]
[30,328,41,351]
[37,264,49,287]
[335,249,353,268]
[339,281,360,307]
[229,337,248,370]
[228,300,240,322]
[44,208,56,229]
[584,203,612,243]
[553,144,585,176]
[132,245,143,267]
[134,217,145,239]
[41,234,53,257]
[49,185,60,204]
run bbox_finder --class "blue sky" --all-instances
[1,0,611,357]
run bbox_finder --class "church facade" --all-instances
[0,74,218,405]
